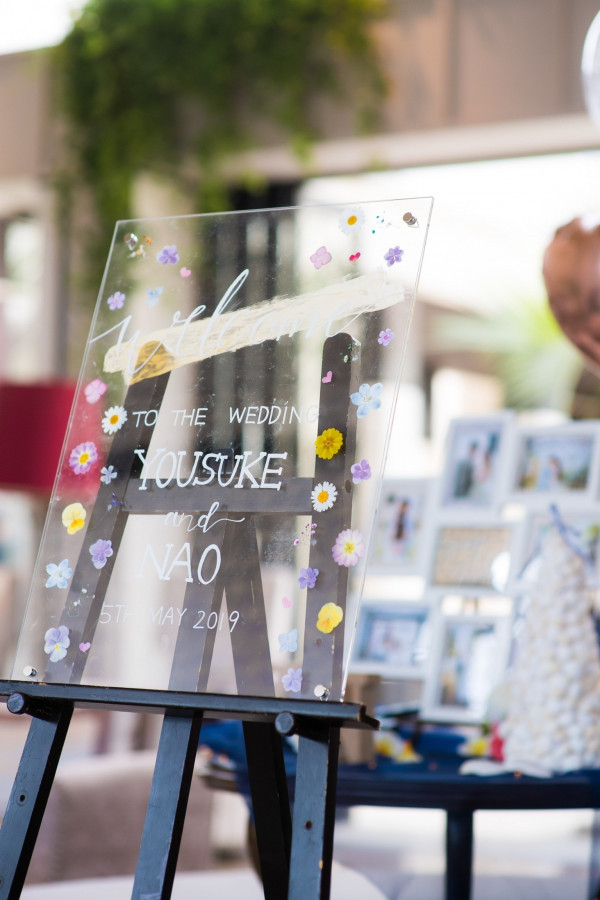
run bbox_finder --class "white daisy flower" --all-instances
[102,405,128,435]
[311,481,338,512]
[339,207,365,234]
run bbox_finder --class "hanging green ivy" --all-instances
[53,0,388,243]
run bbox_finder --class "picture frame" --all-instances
[368,478,433,574]
[425,520,520,596]
[421,607,512,724]
[506,421,600,506]
[438,413,514,514]
[512,506,600,588]
[350,599,432,679]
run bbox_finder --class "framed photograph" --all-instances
[368,478,433,574]
[513,507,600,588]
[421,609,512,724]
[425,520,520,596]
[350,600,432,679]
[507,422,600,506]
[438,413,514,513]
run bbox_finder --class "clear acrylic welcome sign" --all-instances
[13,198,432,701]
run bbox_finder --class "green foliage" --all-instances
[431,297,585,414]
[53,0,387,236]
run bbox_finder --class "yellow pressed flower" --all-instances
[316,602,344,634]
[61,502,87,535]
[315,428,343,460]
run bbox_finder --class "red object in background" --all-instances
[489,722,505,762]
[0,380,76,493]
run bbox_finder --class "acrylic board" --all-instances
[11,198,432,701]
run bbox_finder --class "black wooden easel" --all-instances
[0,332,377,899]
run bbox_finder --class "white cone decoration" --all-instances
[503,525,600,773]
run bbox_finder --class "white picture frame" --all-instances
[350,599,432,679]
[424,519,520,596]
[438,413,515,515]
[512,505,600,589]
[367,478,433,574]
[421,606,512,724]
[506,421,600,507]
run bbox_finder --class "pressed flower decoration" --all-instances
[315,427,343,459]
[157,245,179,265]
[298,567,319,589]
[384,246,403,266]
[180,267,191,278]
[282,667,303,693]
[146,286,164,307]
[351,459,371,484]
[102,405,128,434]
[100,465,117,484]
[69,441,98,475]
[310,246,332,269]
[89,538,113,569]
[44,625,70,663]
[311,481,338,512]
[107,291,126,310]
[350,383,383,418]
[84,378,107,404]
[332,528,365,568]
[62,502,87,535]
[45,559,73,589]
[278,628,299,653]
[378,328,395,346]
[316,602,344,634]
[339,207,365,234]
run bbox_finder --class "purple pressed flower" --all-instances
[351,459,371,484]
[157,245,179,265]
[378,328,395,346]
[69,441,98,475]
[282,667,303,693]
[107,291,126,310]
[44,625,70,663]
[89,538,113,569]
[384,246,404,267]
[298,567,319,589]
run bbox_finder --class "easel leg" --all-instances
[445,810,474,900]
[0,699,73,899]
[132,711,203,900]
[288,726,340,900]
[588,809,600,899]
[243,721,291,900]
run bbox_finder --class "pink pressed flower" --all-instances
[84,378,108,404]
[332,528,365,568]
[69,441,98,475]
[310,246,332,269]
[107,291,126,310]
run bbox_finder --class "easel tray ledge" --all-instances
[0,680,379,730]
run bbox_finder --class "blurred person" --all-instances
[543,214,600,372]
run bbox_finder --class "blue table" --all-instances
[201,721,600,900]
